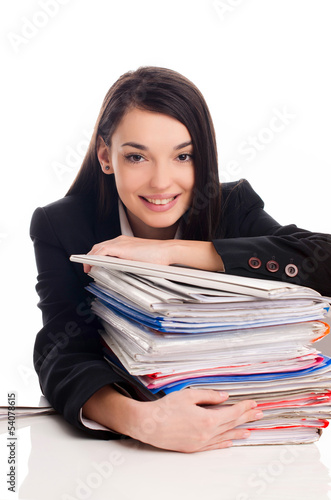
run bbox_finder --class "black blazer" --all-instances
[30,179,331,439]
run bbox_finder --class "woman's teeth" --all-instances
[144,197,175,205]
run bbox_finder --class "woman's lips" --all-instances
[139,194,181,212]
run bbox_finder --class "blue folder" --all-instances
[87,283,326,333]
[152,355,331,394]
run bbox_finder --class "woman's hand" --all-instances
[83,386,262,453]
[129,389,262,453]
[83,236,224,273]
[83,235,174,273]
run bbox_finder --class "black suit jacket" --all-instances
[30,179,331,439]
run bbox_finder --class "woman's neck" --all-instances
[126,209,179,240]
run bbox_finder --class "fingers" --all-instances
[83,249,102,274]
[189,398,261,442]
[214,400,263,434]
[83,240,115,273]
[197,428,251,452]
[216,427,250,443]
[83,263,92,273]
[82,235,172,269]
[83,237,132,273]
[186,427,253,453]
[184,388,229,406]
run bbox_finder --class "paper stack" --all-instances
[71,254,331,445]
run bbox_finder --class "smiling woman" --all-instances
[97,109,196,240]
[30,66,331,453]
[67,66,222,243]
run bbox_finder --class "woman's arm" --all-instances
[30,205,128,439]
[83,237,225,273]
[83,180,331,295]
[212,180,331,296]
[82,385,262,453]
[30,199,259,450]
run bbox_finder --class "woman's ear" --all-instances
[96,136,114,174]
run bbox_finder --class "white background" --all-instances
[0,0,330,390]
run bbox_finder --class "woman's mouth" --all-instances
[139,194,180,211]
[144,196,176,205]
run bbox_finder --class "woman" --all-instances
[30,66,331,453]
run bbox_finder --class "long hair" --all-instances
[66,66,222,241]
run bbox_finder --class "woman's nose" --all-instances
[149,162,172,189]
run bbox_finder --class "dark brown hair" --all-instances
[67,66,221,241]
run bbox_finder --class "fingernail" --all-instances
[255,411,263,419]
[250,401,258,409]
[243,431,250,438]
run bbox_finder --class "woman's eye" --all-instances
[125,154,144,163]
[177,153,193,162]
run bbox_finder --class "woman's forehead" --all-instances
[112,108,192,148]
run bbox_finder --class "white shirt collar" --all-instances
[118,199,134,237]
[118,199,181,239]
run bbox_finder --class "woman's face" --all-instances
[99,107,195,239]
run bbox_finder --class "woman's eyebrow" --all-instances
[120,141,193,151]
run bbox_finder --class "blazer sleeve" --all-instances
[212,180,331,296]
[30,206,129,440]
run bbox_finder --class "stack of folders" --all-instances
[70,254,331,446]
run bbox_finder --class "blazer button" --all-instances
[266,260,279,272]
[248,257,262,269]
[285,264,299,277]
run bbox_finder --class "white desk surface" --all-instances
[1,310,330,500]
[0,412,330,500]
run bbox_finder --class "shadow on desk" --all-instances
[15,414,331,500]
